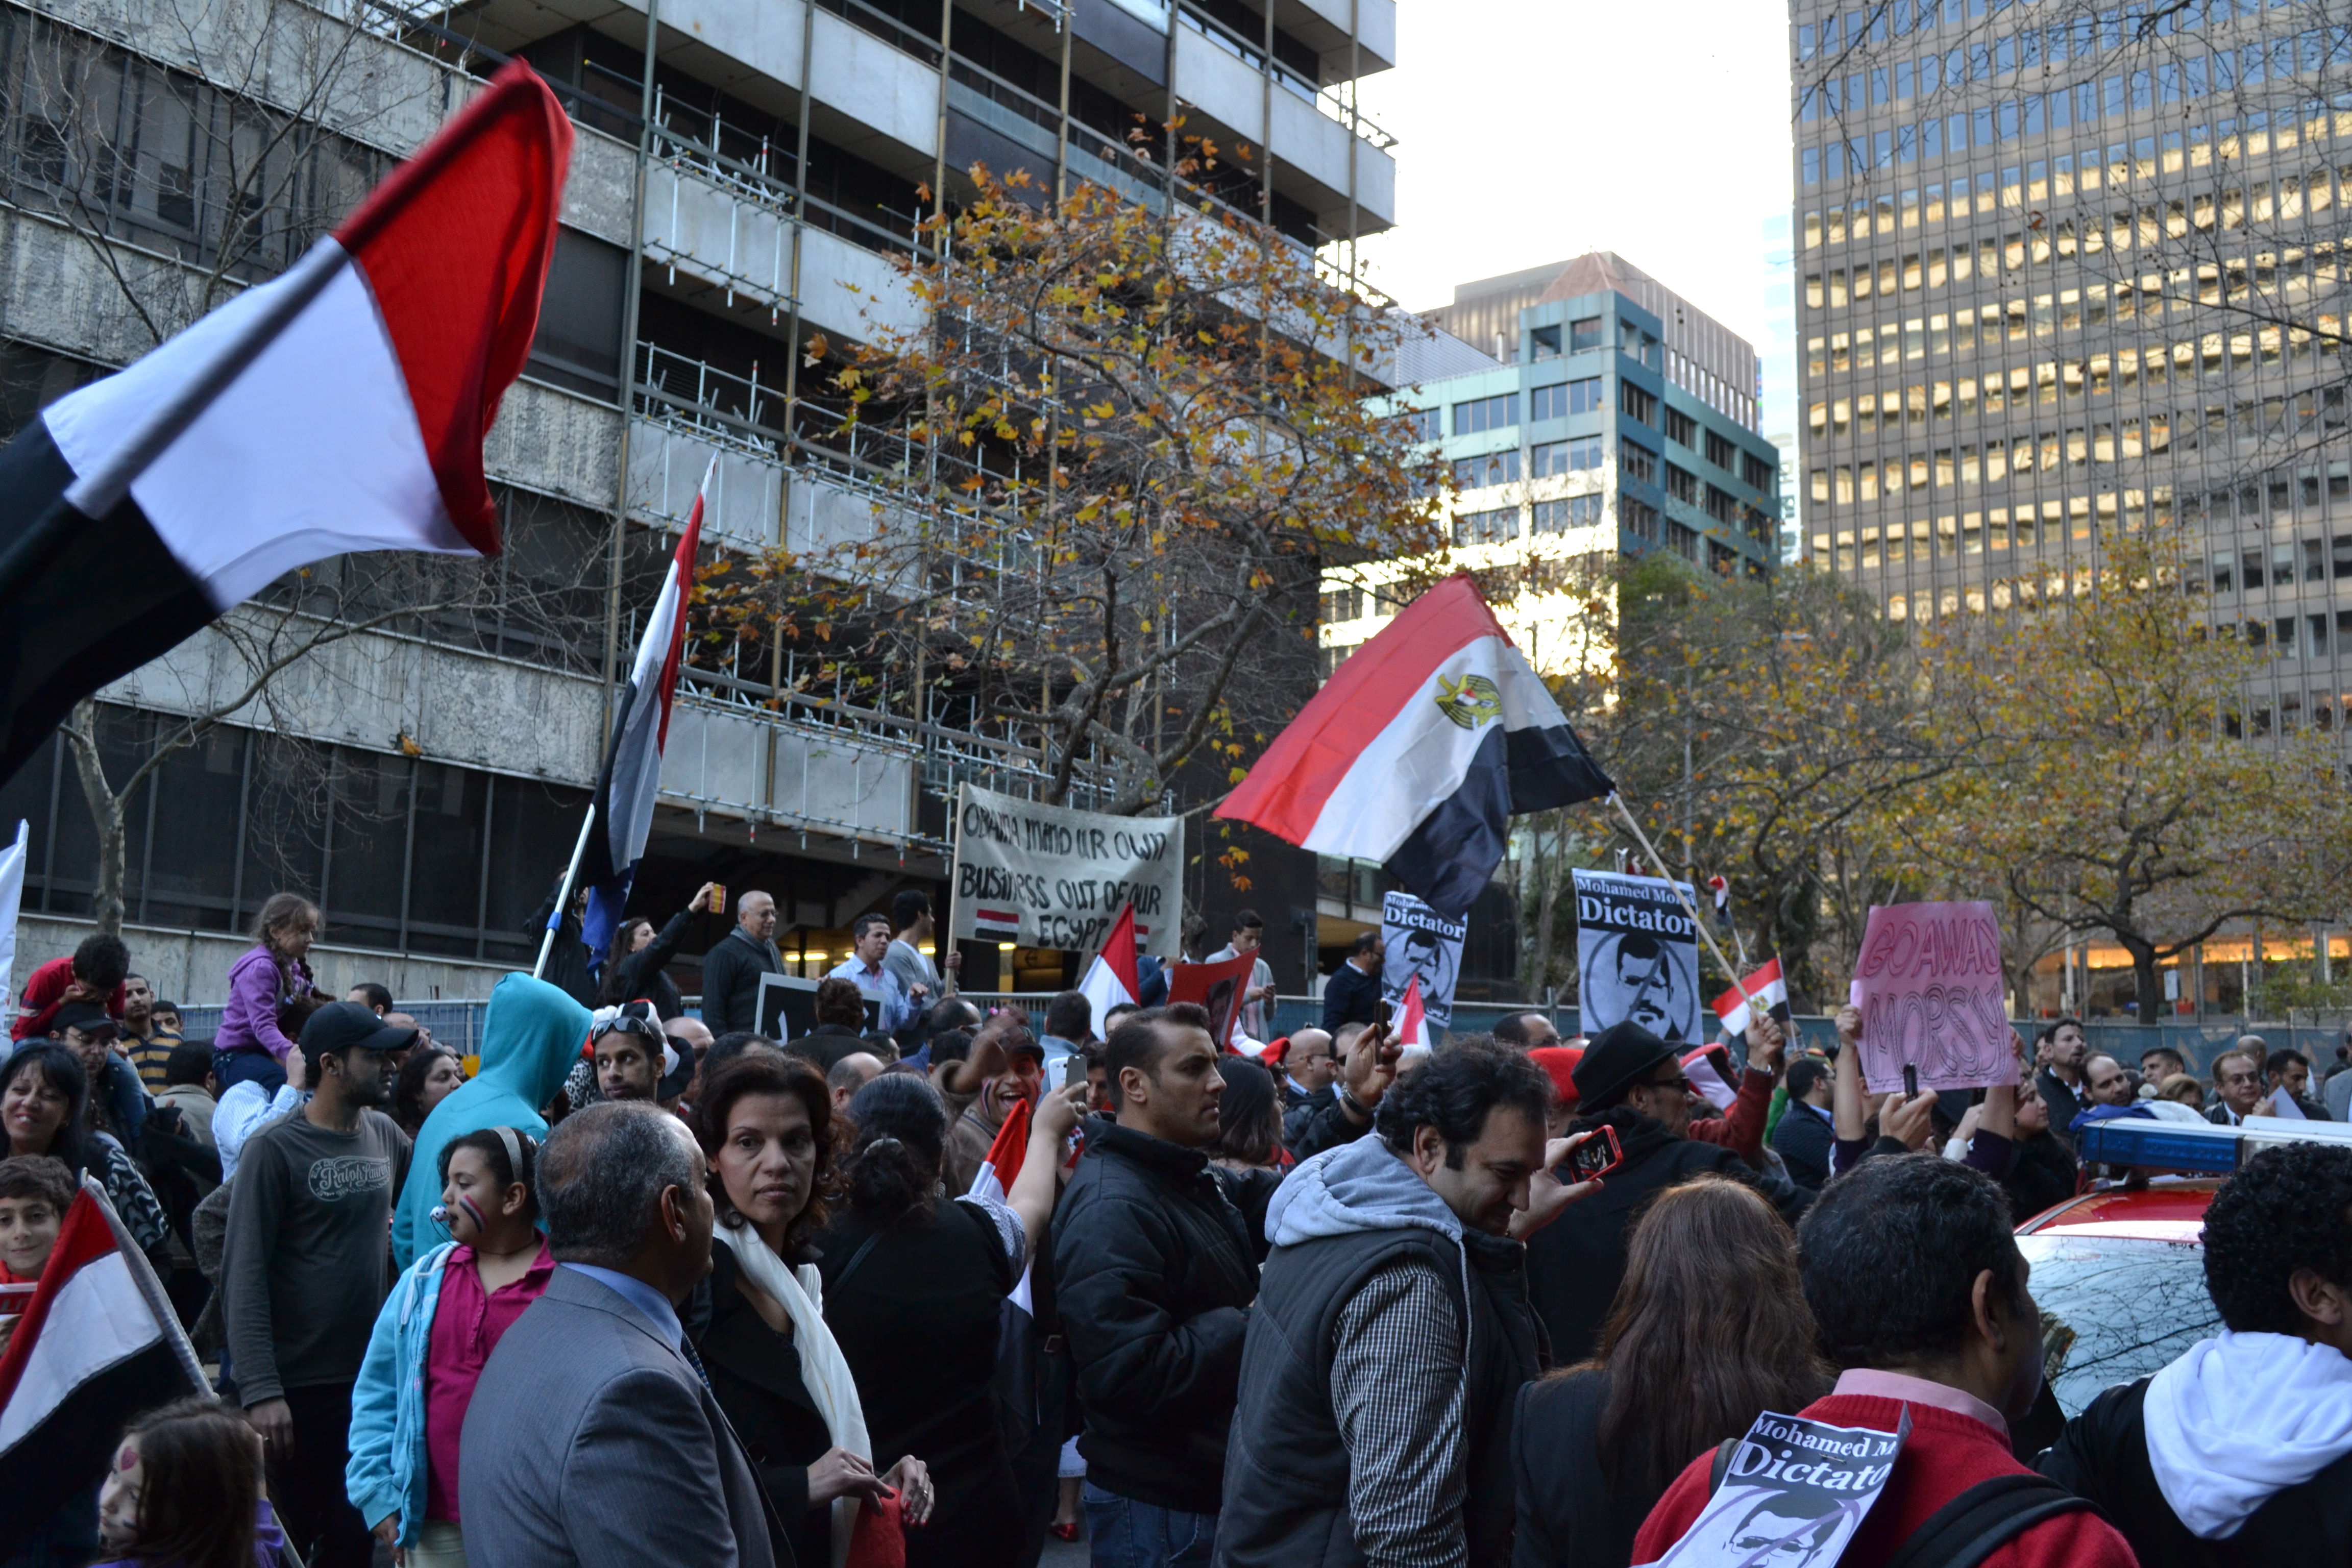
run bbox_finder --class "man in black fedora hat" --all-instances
[1521,1020,1807,1362]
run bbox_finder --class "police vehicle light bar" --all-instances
[2077,1113,2352,1174]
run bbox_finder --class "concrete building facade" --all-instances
[0,0,1401,1000]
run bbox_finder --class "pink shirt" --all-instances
[424,1239,556,1521]
[1829,1366,2010,1441]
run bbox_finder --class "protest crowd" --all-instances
[7,875,2352,1568]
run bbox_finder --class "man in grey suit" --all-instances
[460,1101,782,1567]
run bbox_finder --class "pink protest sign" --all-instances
[1848,900,2016,1093]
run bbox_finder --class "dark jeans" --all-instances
[1083,1483,1216,1568]
[265,1382,370,1568]
[213,1048,286,1094]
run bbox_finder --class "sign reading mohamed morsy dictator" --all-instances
[1214,575,1612,921]
[949,784,1183,958]
[1847,899,2015,1094]
[1574,869,1703,1044]
[1382,890,1465,1031]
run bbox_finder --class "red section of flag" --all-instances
[652,496,702,752]
[335,62,572,556]
[1098,904,1141,1006]
[981,1100,1029,1193]
[1393,975,1427,1049]
[0,1190,113,1408]
[977,909,1020,925]
[1216,574,1510,845]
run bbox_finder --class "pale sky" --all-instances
[1353,0,1798,351]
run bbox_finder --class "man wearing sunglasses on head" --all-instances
[1520,1018,1808,1365]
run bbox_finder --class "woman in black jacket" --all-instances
[817,1071,1074,1568]
[1513,1176,1832,1568]
[691,1049,932,1567]
[597,881,717,1018]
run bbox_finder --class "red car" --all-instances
[2015,1179,2219,1417]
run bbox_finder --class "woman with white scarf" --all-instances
[690,1049,931,1568]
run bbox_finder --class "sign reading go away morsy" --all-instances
[1641,1408,1908,1568]
[949,784,1183,958]
[1847,899,2015,1094]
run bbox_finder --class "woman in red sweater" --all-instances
[1634,1155,2135,1568]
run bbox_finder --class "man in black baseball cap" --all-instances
[51,1000,148,1143]
[1528,1018,1807,1361]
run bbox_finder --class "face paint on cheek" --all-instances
[458,1195,488,1231]
[116,1443,138,1472]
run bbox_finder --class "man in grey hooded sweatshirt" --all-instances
[1213,1039,1600,1568]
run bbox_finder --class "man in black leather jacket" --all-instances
[1051,1002,1256,1564]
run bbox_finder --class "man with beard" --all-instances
[1523,1020,1806,1362]
[223,1001,413,1568]
[1613,933,1687,1042]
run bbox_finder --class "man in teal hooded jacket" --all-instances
[393,972,591,1269]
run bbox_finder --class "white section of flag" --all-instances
[603,530,691,874]
[1078,953,1136,1030]
[967,1159,1035,1315]
[0,819,25,1015]
[0,1251,160,1453]
[1712,960,1789,1037]
[42,245,464,610]
[1301,639,1568,862]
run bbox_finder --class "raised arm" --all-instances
[1009,1085,1086,1262]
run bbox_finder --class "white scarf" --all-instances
[2144,1330,2352,1538]
[712,1222,872,1568]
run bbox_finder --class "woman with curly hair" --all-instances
[690,1049,929,1568]
[390,1046,465,1139]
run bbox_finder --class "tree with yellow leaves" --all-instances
[703,162,1447,817]
[1884,527,2352,1021]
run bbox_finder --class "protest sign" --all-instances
[1381,890,1465,1030]
[1642,1407,1907,1568]
[949,785,1182,957]
[754,973,878,1042]
[1574,868,1703,1043]
[1167,950,1257,1049]
[1847,900,2015,1093]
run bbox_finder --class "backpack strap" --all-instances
[1707,1438,1742,1493]
[1881,1473,2104,1568]
[828,1230,886,1294]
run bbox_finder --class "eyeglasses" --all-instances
[1640,1073,1693,1094]
[598,1014,659,1040]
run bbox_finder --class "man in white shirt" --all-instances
[1207,910,1278,1043]
[829,913,914,1036]
[215,1040,309,1183]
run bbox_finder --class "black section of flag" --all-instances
[0,419,214,787]
[1385,724,1512,922]
[1504,718,1614,811]
[0,1338,198,1520]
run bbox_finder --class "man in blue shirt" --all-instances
[828,912,914,1037]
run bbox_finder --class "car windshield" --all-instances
[2021,1234,2219,1417]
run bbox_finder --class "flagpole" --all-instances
[535,802,597,981]
[1607,792,1742,991]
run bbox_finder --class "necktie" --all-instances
[679,1332,714,1390]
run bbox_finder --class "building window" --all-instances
[1570,316,1602,352]
[1623,498,1661,544]
[1532,437,1603,477]
[1669,521,1701,561]
[1705,484,1739,524]
[1530,325,1560,361]
[1662,407,1696,446]
[1620,439,1658,485]
[1452,506,1520,545]
[1620,382,1657,427]
[1320,585,1364,623]
[1705,430,1736,470]
[1454,394,1517,435]
[1453,451,1521,491]
[1743,453,1774,490]
[1402,407,1441,442]
[1531,378,1602,421]
[1665,463,1698,504]
[1533,494,1605,534]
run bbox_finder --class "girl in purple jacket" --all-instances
[210,893,321,1094]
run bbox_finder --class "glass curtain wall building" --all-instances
[1792,0,2352,736]
[1322,252,1783,679]
[0,0,1401,999]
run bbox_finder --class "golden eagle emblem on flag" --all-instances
[1433,672,1503,729]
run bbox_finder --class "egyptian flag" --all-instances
[1711,957,1790,1037]
[1217,574,1611,919]
[579,468,708,960]
[0,63,572,787]
[1077,903,1141,1028]
[1391,974,1430,1055]
[0,1181,206,1508]
[1682,1044,1741,1110]
[968,1108,1036,1314]
[1706,875,1732,924]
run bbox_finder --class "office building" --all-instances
[1793,0,2352,742]
[1321,251,1783,679]
[0,0,1400,1000]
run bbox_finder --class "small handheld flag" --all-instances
[1710,958,1790,1037]
[1217,575,1611,919]
[1077,903,1142,1028]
